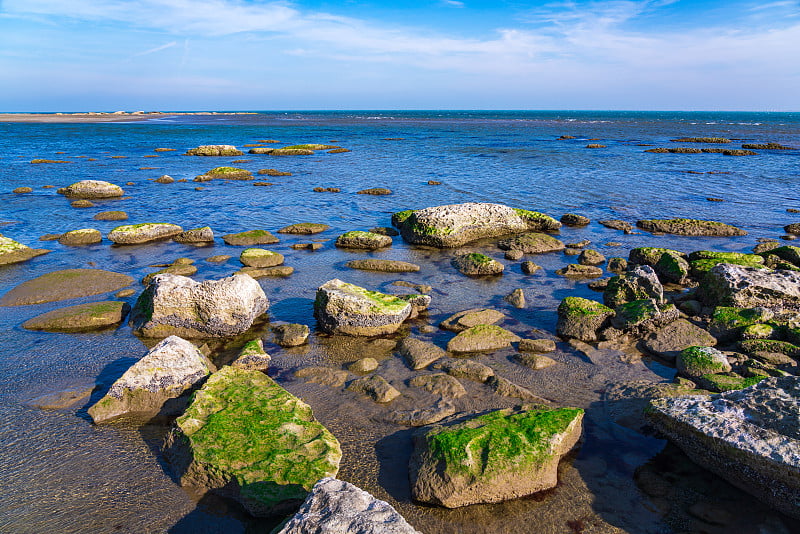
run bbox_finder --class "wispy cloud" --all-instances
[130,41,177,57]
[441,0,465,7]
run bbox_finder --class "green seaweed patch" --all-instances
[0,236,29,254]
[111,223,173,233]
[738,339,800,356]
[711,307,767,329]
[331,281,409,314]
[559,296,613,318]
[461,253,493,265]
[690,257,766,277]
[207,166,249,175]
[392,210,414,225]
[680,346,728,374]
[615,299,658,324]
[700,373,764,392]
[688,250,764,263]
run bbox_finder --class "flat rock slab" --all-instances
[447,324,520,353]
[398,337,446,370]
[703,263,800,310]
[278,223,330,234]
[497,232,565,254]
[636,218,747,236]
[386,400,456,427]
[648,376,800,519]
[409,373,466,399]
[295,367,349,388]
[0,234,50,265]
[440,308,505,332]
[335,231,392,250]
[277,478,420,534]
[345,259,420,272]
[108,223,183,245]
[222,229,279,246]
[22,301,130,332]
[0,269,134,306]
[643,319,717,362]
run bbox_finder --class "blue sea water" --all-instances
[0,111,798,533]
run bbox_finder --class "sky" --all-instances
[1,0,798,111]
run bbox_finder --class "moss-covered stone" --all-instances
[555,264,603,278]
[197,167,253,180]
[451,253,504,276]
[629,247,684,267]
[446,324,520,353]
[769,246,800,267]
[314,279,411,336]
[709,306,773,342]
[164,366,341,517]
[697,373,765,392]
[556,297,614,342]
[222,229,279,246]
[0,234,50,266]
[240,248,284,268]
[22,301,129,332]
[676,346,731,380]
[277,223,329,235]
[636,219,747,237]
[335,231,392,250]
[184,145,243,156]
[738,339,800,357]
[741,323,776,340]
[108,223,183,245]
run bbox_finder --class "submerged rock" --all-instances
[272,323,310,347]
[108,223,183,245]
[93,210,128,221]
[636,218,747,236]
[433,359,494,383]
[22,301,129,332]
[398,337,446,370]
[335,231,392,250]
[88,336,214,423]
[0,269,133,306]
[446,324,520,353]
[347,375,400,403]
[314,279,411,336]
[163,366,341,517]
[222,229,279,246]
[387,401,456,427]
[599,219,633,232]
[648,376,800,519]
[410,407,583,508]
[130,273,269,338]
[184,145,243,156]
[57,180,124,199]
[451,253,504,275]
[0,234,50,266]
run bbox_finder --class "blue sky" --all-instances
[1,0,798,111]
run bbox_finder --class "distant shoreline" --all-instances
[0,112,257,123]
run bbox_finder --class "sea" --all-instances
[0,111,798,533]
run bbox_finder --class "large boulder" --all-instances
[636,218,747,236]
[603,265,664,308]
[108,223,183,245]
[163,366,341,517]
[0,234,50,265]
[410,406,583,508]
[556,297,614,342]
[88,336,214,423]
[0,268,133,306]
[314,279,411,336]
[393,203,560,248]
[647,377,800,519]
[702,263,800,309]
[57,180,124,199]
[130,273,269,338]
[277,478,420,534]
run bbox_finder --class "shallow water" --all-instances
[1,111,799,533]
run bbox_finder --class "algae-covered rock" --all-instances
[240,248,284,268]
[196,166,253,181]
[446,324,520,353]
[314,279,411,336]
[277,223,330,235]
[394,203,560,248]
[89,336,214,423]
[555,264,603,279]
[611,299,680,335]
[654,252,690,284]
[452,253,504,276]
[238,266,294,278]
[335,231,392,250]
[702,264,800,309]
[108,223,183,245]
[0,269,133,306]
[0,234,50,266]
[184,145,243,156]
[174,226,214,244]
[628,247,684,267]
[642,319,717,362]
[556,297,614,342]
[271,148,315,156]
[410,407,583,508]
[647,376,800,519]
[737,339,800,358]
[93,210,128,221]
[22,301,129,332]
[163,366,341,517]
[222,229,279,246]
[57,180,124,199]
[708,306,773,342]
[578,249,605,266]
[771,246,800,267]
[603,265,664,308]
[272,323,310,347]
[676,346,731,380]
[231,339,271,371]
[497,233,565,254]
[636,218,746,236]
[345,259,420,273]
[58,228,102,246]
[130,273,269,338]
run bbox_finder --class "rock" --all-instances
[446,324,520,353]
[556,297,614,342]
[174,226,214,244]
[335,231,391,250]
[516,353,557,370]
[278,223,330,234]
[497,233,565,254]
[505,288,525,308]
[753,241,781,254]
[560,214,590,226]
[195,166,253,181]
[676,346,731,380]
[433,359,494,383]
[599,220,633,232]
[741,323,776,340]
[393,203,560,248]
[607,257,627,273]
[785,223,800,235]
[566,240,591,249]
[271,148,315,156]
[116,289,136,298]
[387,400,456,427]
[70,199,95,208]
[231,339,271,371]
[130,273,269,338]
[141,263,198,285]
[273,324,310,347]
[347,375,400,403]
[238,266,294,278]
[184,145,243,156]
[369,227,400,236]
[578,249,605,266]
[771,246,800,267]
[636,218,746,236]
[587,278,609,291]
[642,319,717,362]
[348,358,378,374]
[409,373,466,399]
[451,253,504,275]
[222,229,279,246]
[93,210,128,221]
[205,255,231,263]
[604,265,664,307]
[555,264,603,278]
[107,223,183,245]
[345,259,420,273]
[670,137,731,143]
[0,269,133,306]
[276,478,420,534]
[487,375,545,402]
[155,175,174,184]
[163,366,341,516]
[249,147,275,154]
[314,279,411,336]
[708,306,773,342]
[88,336,214,423]
[57,180,124,198]
[629,247,685,267]
[391,281,432,294]
[647,376,800,519]
[586,143,606,148]
[518,338,556,353]
[22,301,129,332]
[654,252,690,284]
[357,188,392,195]
[521,261,541,274]
[58,228,102,246]
[0,234,50,265]
[13,186,32,193]
[409,406,583,508]
[295,367,349,387]
[398,338,446,370]
[738,339,800,358]
[240,248,284,268]
[504,249,523,261]
[611,299,680,336]
[291,243,323,251]
[689,251,766,280]
[702,264,800,309]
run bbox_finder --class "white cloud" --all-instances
[130,41,177,57]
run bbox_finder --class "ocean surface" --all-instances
[0,110,799,533]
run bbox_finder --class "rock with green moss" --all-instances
[738,339,800,357]
[335,231,392,250]
[58,228,102,246]
[240,248,284,268]
[271,148,315,156]
[0,268,133,306]
[57,180,124,199]
[231,339,271,371]
[654,253,690,284]
[497,233,565,254]
[94,210,128,221]
[708,306,773,342]
[393,203,560,248]
[410,406,584,508]
[222,229,279,246]
[676,346,731,380]
[272,323,310,347]
[277,223,330,235]
[451,253,504,276]
[108,223,183,245]
[556,297,614,342]
[0,234,50,265]
[314,279,411,336]
[702,264,800,309]
[740,323,776,340]
[22,300,130,332]
[196,167,253,181]
[130,273,269,338]
[184,145,243,156]
[345,259,420,273]
[696,373,769,392]
[163,366,341,516]
[636,218,746,236]
[629,247,685,267]
[603,265,664,308]
[555,264,603,279]
[174,226,214,244]
[611,299,680,335]
[439,308,505,332]
[770,246,800,268]
[642,319,717,362]
[578,249,605,266]
[688,251,765,280]
[446,324,520,353]
[88,335,215,423]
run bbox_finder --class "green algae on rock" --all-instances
[184,145,243,156]
[231,339,271,371]
[222,229,279,246]
[446,324,520,353]
[451,253,504,276]
[314,279,411,336]
[556,297,614,342]
[240,248,284,268]
[636,218,747,237]
[163,366,341,517]
[676,346,731,380]
[0,269,133,306]
[277,223,330,235]
[0,234,50,266]
[335,231,392,250]
[57,180,124,199]
[108,223,183,245]
[708,306,773,342]
[195,167,253,181]
[22,301,129,332]
[58,228,102,246]
[345,259,420,273]
[410,406,583,508]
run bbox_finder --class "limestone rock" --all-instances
[439,308,505,332]
[278,223,329,234]
[505,288,525,308]
[94,210,128,221]
[238,266,293,278]
[184,145,243,156]
[108,223,183,245]
[174,226,214,244]
[409,373,466,399]
[349,358,379,374]
[58,229,102,246]
[335,231,392,250]
[518,338,556,353]
[516,353,557,370]
[604,265,664,307]
[240,248,284,268]
[556,297,614,342]
[636,218,747,236]
[314,279,411,336]
[273,324,310,347]
[387,400,456,427]
[57,180,124,199]
[446,324,520,353]
[451,253,504,276]
[578,249,606,266]
[163,366,341,517]
[398,338,446,370]
[0,269,133,306]
[702,264,800,310]
[130,273,269,338]
[345,259,420,273]
[676,346,731,380]
[497,233,565,254]
[222,229,279,246]
[642,319,717,362]
[22,301,129,332]
[347,375,400,403]
[555,264,603,278]
[610,299,680,336]
[487,375,546,402]
[231,339,271,371]
[88,336,214,423]
[433,359,494,383]
[0,234,50,266]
